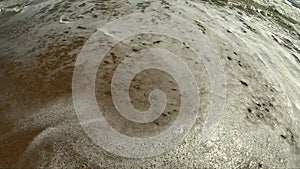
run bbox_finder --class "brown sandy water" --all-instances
[0,0,299,168]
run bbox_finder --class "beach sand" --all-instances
[0,0,299,168]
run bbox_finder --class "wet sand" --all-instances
[0,0,299,168]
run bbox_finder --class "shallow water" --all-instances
[0,0,299,168]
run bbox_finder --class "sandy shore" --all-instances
[0,0,299,168]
